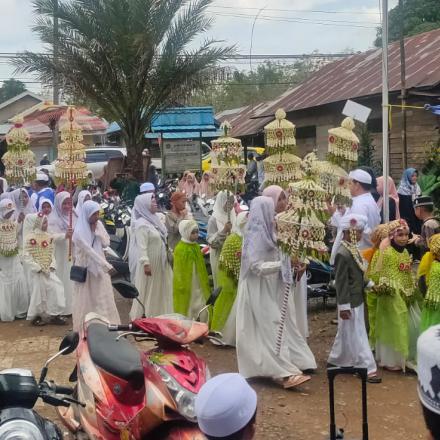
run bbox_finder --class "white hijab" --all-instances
[232,211,249,237]
[212,190,236,231]
[0,198,15,220]
[132,193,167,240]
[10,188,36,217]
[49,191,72,232]
[75,190,91,217]
[179,219,198,244]
[38,197,54,213]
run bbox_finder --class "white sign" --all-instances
[342,100,372,123]
[162,140,201,174]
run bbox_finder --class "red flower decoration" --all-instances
[275,129,284,139]
[17,159,23,166]
[352,142,359,151]
[30,238,37,246]
[307,190,315,198]
[41,241,48,248]
[301,230,310,239]
[350,218,357,227]
[338,177,345,186]
[235,251,242,259]
[329,135,335,143]
[38,212,44,218]
[276,164,284,172]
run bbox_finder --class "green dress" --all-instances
[420,260,440,332]
[211,233,243,332]
[173,241,210,318]
[368,246,421,364]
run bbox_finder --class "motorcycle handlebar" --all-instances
[108,324,132,331]
[54,385,74,395]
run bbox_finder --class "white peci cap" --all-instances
[35,173,49,182]
[195,373,257,437]
[139,182,155,193]
[348,169,372,185]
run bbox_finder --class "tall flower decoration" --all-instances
[327,117,359,171]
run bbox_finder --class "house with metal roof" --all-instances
[217,28,440,178]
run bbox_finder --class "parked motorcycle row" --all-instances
[0,280,225,439]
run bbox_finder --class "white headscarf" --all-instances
[38,197,54,213]
[75,190,91,216]
[232,211,249,237]
[132,193,167,240]
[49,191,72,232]
[212,190,236,231]
[179,219,198,243]
[240,196,278,281]
[72,200,104,276]
[0,177,8,195]
[330,213,369,265]
[10,188,36,217]
[0,198,15,220]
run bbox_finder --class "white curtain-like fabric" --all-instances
[328,304,377,374]
[74,190,91,217]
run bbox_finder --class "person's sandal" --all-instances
[31,316,46,326]
[280,374,311,389]
[367,374,382,384]
[49,316,67,326]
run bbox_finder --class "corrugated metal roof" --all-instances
[218,29,440,137]
[259,29,440,118]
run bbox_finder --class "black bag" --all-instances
[328,367,368,440]
[70,265,87,283]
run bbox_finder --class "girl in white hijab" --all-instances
[74,190,91,217]
[0,199,29,321]
[236,196,316,389]
[71,200,120,331]
[23,213,66,326]
[129,193,173,319]
[10,188,36,250]
[48,191,75,315]
[207,190,236,287]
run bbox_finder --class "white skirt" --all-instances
[328,304,377,375]
[294,275,309,338]
[0,255,29,321]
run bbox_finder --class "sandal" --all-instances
[367,374,382,384]
[277,374,311,389]
[31,316,46,327]
[49,316,67,326]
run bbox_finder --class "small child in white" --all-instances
[328,213,381,383]
[23,213,66,326]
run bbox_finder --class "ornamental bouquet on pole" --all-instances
[262,109,302,188]
[276,152,328,263]
[210,121,246,194]
[1,116,36,185]
[54,107,88,258]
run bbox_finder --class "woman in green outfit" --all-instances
[368,219,421,371]
[173,220,211,320]
[420,233,440,332]
[211,211,249,346]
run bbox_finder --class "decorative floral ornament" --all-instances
[327,117,360,171]
[264,109,296,155]
[30,238,37,246]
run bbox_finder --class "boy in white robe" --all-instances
[328,213,381,383]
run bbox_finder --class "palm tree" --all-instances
[16,0,233,176]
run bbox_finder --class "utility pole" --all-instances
[382,0,390,222]
[52,0,60,160]
[399,0,408,169]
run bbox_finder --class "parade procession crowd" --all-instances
[1,125,440,439]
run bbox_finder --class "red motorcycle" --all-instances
[57,281,222,439]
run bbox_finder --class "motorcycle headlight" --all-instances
[157,367,197,422]
[0,420,45,440]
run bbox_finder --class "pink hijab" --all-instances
[199,172,214,198]
[262,185,284,211]
[377,176,400,219]
[180,173,200,198]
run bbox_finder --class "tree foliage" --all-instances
[15,0,233,176]
[375,0,440,47]
[0,79,27,104]
[189,60,317,112]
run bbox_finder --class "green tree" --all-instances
[190,60,316,112]
[0,79,27,104]
[16,0,233,176]
[375,0,440,47]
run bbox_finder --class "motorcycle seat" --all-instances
[87,323,144,385]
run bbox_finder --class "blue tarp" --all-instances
[426,104,440,116]
[106,106,219,136]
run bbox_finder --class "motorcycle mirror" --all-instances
[206,287,222,306]
[112,279,139,299]
[59,331,79,355]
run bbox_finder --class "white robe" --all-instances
[328,304,377,375]
[236,257,317,379]
[0,254,28,321]
[294,275,309,338]
[129,223,173,319]
[22,251,65,320]
[72,223,120,331]
[207,216,228,288]
[186,268,207,321]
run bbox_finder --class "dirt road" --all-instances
[0,297,427,439]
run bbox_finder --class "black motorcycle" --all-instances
[0,332,81,439]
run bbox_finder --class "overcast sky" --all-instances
[0,0,398,94]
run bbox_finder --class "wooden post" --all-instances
[142,148,151,182]
[399,0,408,169]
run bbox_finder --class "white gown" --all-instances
[129,223,173,319]
[72,222,120,331]
[236,257,317,379]
[294,275,309,338]
[0,254,28,321]
[207,217,228,288]
[23,253,66,320]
